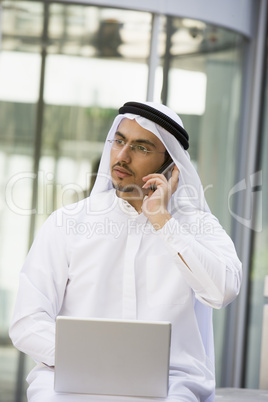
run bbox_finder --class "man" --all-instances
[9,101,242,401]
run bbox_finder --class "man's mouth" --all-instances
[112,165,133,179]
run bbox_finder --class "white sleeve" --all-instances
[9,211,69,367]
[158,215,242,309]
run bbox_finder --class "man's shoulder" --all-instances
[53,189,117,223]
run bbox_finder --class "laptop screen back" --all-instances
[54,316,171,398]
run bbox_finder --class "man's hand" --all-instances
[141,165,179,230]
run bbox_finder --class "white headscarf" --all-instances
[91,101,210,222]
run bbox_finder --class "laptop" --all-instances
[54,316,171,398]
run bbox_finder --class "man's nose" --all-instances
[117,144,132,162]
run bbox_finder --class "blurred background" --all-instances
[0,0,267,401]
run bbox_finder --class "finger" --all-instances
[169,165,180,181]
[142,177,166,189]
[142,172,169,180]
[172,164,180,176]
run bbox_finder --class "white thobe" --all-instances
[9,189,242,402]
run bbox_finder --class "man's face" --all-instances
[109,118,166,197]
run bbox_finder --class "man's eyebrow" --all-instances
[114,131,157,148]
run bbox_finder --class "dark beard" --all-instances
[112,182,136,193]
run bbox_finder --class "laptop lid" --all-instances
[54,316,171,398]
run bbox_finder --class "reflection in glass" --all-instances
[1,0,43,52]
[245,52,268,388]
[0,2,43,400]
[47,4,151,60]
[39,3,152,230]
[158,16,243,228]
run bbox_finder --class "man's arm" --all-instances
[141,167,242,309]
[158,214,241,309]
[9,211,69,367]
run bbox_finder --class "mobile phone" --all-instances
[156,160,175,180]
[148,158,175,192]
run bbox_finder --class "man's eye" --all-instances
[115,139,124,146]
[136,145,148,153]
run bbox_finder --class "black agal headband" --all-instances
[118,101,189,150]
